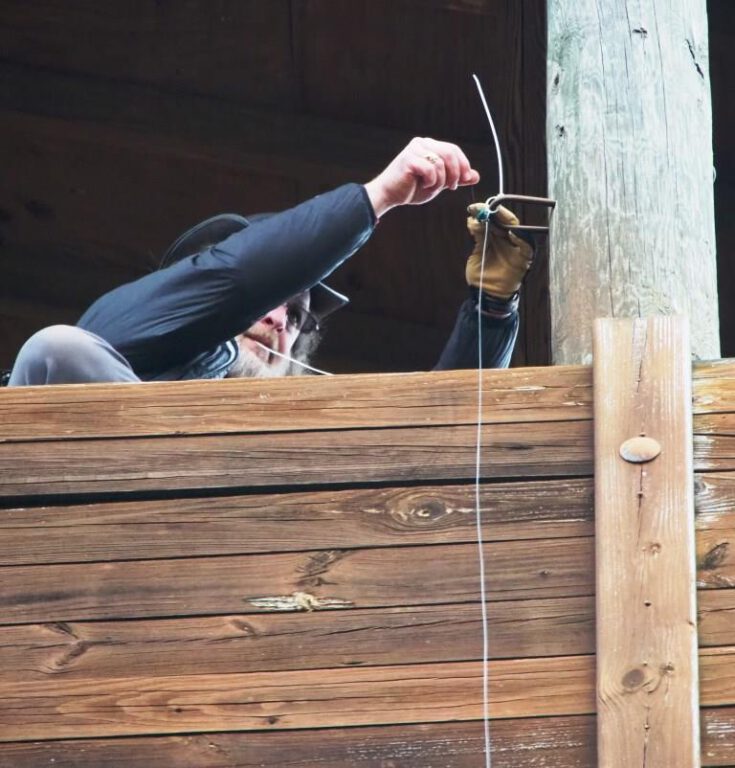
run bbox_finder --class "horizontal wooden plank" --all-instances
[0,538,594,625]
[702,706,735,767]
[0,656,597,741]
[696,411,735,472]
[0,421,594,501]
[2,588,732,684]
[0,479,594,566]
[0,598,596,682]
[698,479,735,588]
[0,468,729,569]
[0,649,732,742]
[699,590,735,646]
[694,359,735,413]
[2,477,732,626]
[1,359,730,444]
[4,709,734,768]
[0,716,600,768]
[696,441,735,473]
[0,367,593,442]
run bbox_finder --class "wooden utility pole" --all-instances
[547,1,719,364]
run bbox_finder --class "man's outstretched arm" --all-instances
[79,138,480,376]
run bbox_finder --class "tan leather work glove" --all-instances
[465,203,534,299]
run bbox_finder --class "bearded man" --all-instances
[6,137,533,386]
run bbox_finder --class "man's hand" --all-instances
[364,137,480,219]
[465,203,534,299]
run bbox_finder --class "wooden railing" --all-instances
[0,317,733,767]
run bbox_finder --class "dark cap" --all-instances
[160,213,349,322]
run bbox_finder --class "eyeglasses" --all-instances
[285,302,320,334]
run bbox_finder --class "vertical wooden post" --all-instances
[594,316,699,768]
[547,0,719,364]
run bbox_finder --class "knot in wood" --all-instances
[619,436,661,463]
[410,499,447,525]
[622,667,646,690]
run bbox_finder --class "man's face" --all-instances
[231,293,311,378]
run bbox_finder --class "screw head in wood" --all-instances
[619,436,662,463]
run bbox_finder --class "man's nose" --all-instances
[261,304,289,332]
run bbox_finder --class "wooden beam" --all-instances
[0,479,594,565]
[2,356,729,444]
[6,709,735,768]
[0,598,596,681]
[0,538,595,625]
[0,655,599,741]
[0,366,592,443]
[594,317,699,767]
[0,650,733,742]
[0,716,601,768]
[0,420,594,501]
[547,1,719,363]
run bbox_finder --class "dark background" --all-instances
[0,1,730,373]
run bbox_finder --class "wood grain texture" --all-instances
[0,650,733,743]
[0,366,592,442]
[4,709,735,768]
[0,716,599,768]
[593,317,699,767]
[1,358,729,443]
[0,420,594,501]
[547,0,719,363]
[1,469,731,571]
[0,479,594,566]
[2,571,733,686]
[0,538,595,625]
[0,656,598,741]
[0,598,596,682]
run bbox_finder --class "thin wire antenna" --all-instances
[475,224,493,768]
[253,341,333,376]
[472,74,504,197]
[472,71,507,768]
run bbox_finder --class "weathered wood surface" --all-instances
[0,655,598,741]
[0,479,594,565]
[6,709,735,768]
[0,366,593,442]
[0,716,598,768]
[4,412,735,501]
[2,471,733,567]
[3,589,734,685]
[594,317,699,767]
[547,0,719,364]
[0,538,594,624]
[2,359,732,444]
[0,599,596,681]
[0,420,594,501]
[1,362,731,505]
[1,356,733,760]
[1,650,733,742]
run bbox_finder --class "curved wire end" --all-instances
[471,74,504,197]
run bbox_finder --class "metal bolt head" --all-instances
[619,436,662,463]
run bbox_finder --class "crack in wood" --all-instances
[685,38,705,79]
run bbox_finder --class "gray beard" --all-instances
[225,346,292,379]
